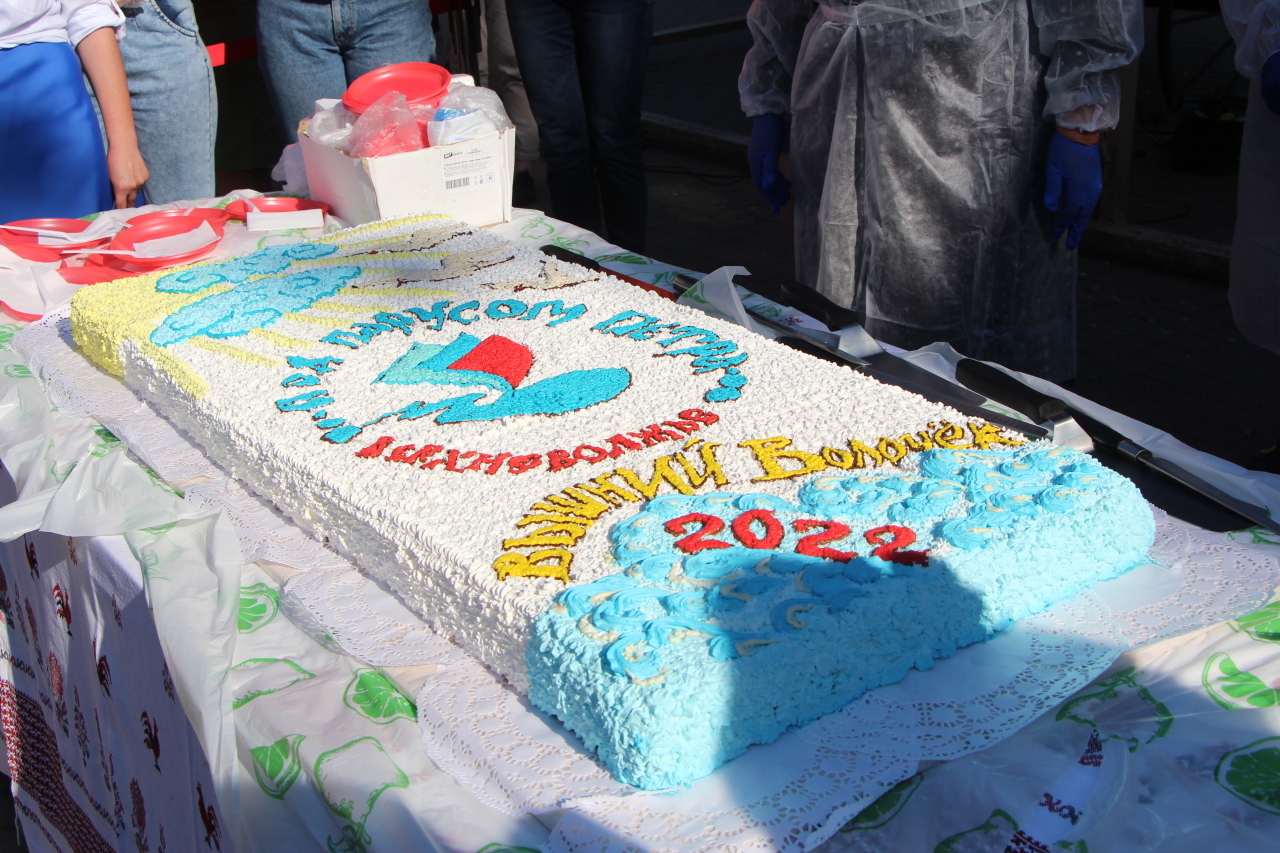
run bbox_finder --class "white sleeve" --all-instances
[1220,0,1280,78]
[739,0,815,117]
[64,0,125,47]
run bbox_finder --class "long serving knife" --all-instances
[538,244,678,301]
[667,273,1047,440]
[954,358,1280,535]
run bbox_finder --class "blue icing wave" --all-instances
[151,266,362,346]
[156,242,338,293]
[527,445,1157,789]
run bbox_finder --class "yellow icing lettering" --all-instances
[516,512,597,529]
[493,549,572,583]
[846,440,885,469]
[615,455,696,500]
[820,446,855,469]
[531,487,614,520]
[671,442,728,489]
[968,421,1025,450]
[899,431,934,452]
[877,436,908,465]
[502,522,590,549]
[739,436,829,482]
[933,421,973,449]
[577,474,641,506]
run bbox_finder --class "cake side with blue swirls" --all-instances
[526,446,1155,789]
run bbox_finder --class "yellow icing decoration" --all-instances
[70,264,221,379]
[343,286,456,298]
[249,328,315,350]
[317,213,451,244]
[187,337,281,367]
[70,212,464,400]
[739,436,829,483]
[311,300,395,314]
[137,340,208,399]
[281,312,357,328]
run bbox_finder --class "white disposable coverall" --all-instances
[1222,0,1280,357]
[740,0,1143,382]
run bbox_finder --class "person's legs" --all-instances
[257,0,349,142]
[508,0,604,235]
[574,0,652,251]
[117,0,217,203]
[1230,77,1280,359]
[0,42,111,221]
[336,0,435,83]
[486,0,539,166]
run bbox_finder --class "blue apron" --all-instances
[0,41,112,222]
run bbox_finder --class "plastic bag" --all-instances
[309,103,357,153]
[348,92,425,158]
[270,143,309,196]
[427,84,513,146]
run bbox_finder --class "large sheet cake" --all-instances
[71,215,1153,788]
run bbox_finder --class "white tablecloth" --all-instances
[1,206,1279,853]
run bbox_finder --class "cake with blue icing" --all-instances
[69,213,1154,791]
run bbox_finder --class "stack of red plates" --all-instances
[342,62,451,115]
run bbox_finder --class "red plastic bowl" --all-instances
[101,215,225,271]
[0,217,106,251]
[129,208,233,229]
[224,197,330,222]
[342,62,451,116]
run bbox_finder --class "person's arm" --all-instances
[76,26,148,208]
[1033,0,1144,133]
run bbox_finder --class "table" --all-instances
[1,203,1279,853]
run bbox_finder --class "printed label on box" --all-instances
[440,138,500,195]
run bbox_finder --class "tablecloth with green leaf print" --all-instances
[0,329,549,853]
[818,534,1280,853]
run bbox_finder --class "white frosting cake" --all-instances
[71,214,1154,789]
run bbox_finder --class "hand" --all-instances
[107,144,149,209]
[1044,130,1103,250]
[1263,51,1280,115]
[748,113,791,214]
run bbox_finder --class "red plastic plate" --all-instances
[0,217,106,251]
[100,214,225,271]
[342,62,451,115]
[223,197,330,222]
[129,208,233,229]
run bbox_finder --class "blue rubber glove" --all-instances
[1263,51,1280,115]
[1044,132,1103,250]
[748,113,791,214]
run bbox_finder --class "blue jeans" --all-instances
[0,42,111,220]
[117,0,218,203]
[506,0,652,252]
[257,0,436,143]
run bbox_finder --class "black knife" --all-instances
[955,358,1280,534]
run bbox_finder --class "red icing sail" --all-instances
[447,335,533,388]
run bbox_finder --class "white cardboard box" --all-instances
[299,127,515,227]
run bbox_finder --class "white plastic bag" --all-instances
[270,142,310,196]
[308,103,357,153]
[427,84,513,146]
[348,92,425,158]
